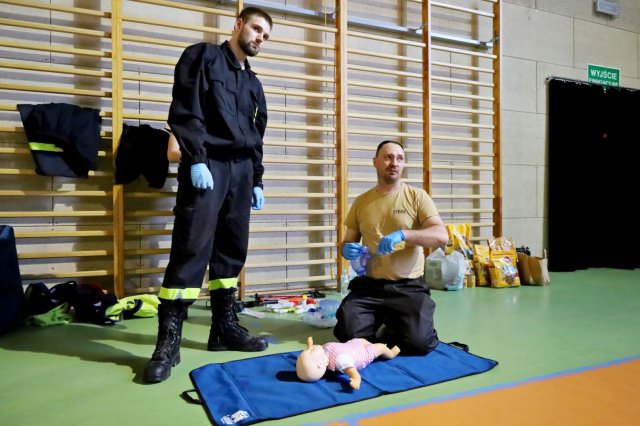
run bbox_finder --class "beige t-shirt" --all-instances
[345,183,439,280]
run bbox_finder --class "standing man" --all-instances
[144,7,272,383]
[335,141,449,354]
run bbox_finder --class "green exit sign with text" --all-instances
[588,64,620,86]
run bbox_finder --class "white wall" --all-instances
[501,0,640,256]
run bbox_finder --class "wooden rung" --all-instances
[125,210,173,217]
[15,230,113,238]
[348,96,421,109]
[265,140,335,149]
[268,123,335,132]
[133,0,231,16]
[431,135,494,143]
[263,157,335,165]
[122,53,175,67]
[256,69,334,83]
[124,268,165,276]
[243,275,333,287]
[126,229,172,236]
[1,60,110,78]
[123,192,175,198]
[250,209,336,215]
[348,129,422,138]
[432,75,494,88]
[122,112,167,121]
[250,225,335,233]
[261,193,335,199]
[125,248,170,256]
[438,208,495,214]
[247,275,335,286]
[348,112,423,124]
[122,71,172,84]
[18,250,111,259]
[432,44,497,59]
[432,164,494,171]
[265,87,335,100]
[431,194,495,199]
[432,105,494,115]
[431,90,494,102]
[0,39,109,58]
[0,148,30,155]
[431,1,495,18]
[246,258,335,269]
[123,15,229,37]
[122,34,189,49]
[269,106,335,116]
[266,37,334,50]
[347,30,425,48]
[0,190,110,197]
[432,150,494,157]
[122,93,171,103]
[347,48,421,64]
[348,64,422,79]
[0,82,110,98]
[432,61,494,74]
[0,168,111,177]
[0,18,108,37]
[20,270,113,280]
[432,179,494,185]
[270,19,337,33]
[259,52,333,67]
[349,80,423,94]
[432,120,495,129]
[249,242,336,251]
[261,175,335,182]
[1,0,110,17]
[0,211,111,218]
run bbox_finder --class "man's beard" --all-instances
[239,36,259,57]
[379,170,400,184]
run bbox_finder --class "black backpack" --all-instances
[0,225,24,334]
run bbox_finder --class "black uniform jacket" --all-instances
[168,41,267,188]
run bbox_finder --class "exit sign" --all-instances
[588,64,620,86]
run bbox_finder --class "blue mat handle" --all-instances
[181,389,202,405]
[447,341,470,352]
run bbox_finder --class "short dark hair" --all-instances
[238,7,273,29]
[375,140,404,157]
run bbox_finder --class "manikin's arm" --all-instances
[344,367,361,390]
[372,342,401,359]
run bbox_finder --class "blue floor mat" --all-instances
[188,342,498,425]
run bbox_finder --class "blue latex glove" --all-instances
[342,242,364,260]
[376,230,405,256]
[190,163,213,190]
[251,187,264,210]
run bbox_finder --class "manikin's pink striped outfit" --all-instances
[323,339,378,372]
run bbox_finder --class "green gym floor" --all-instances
[1,268,639,425]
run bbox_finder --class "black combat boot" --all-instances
[207,288,268,352]
[143,301,188,383]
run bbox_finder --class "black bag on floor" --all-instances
[0,225,24,334]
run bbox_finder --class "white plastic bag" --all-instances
[424,248,466,290]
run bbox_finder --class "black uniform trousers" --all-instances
[161,155,253,299]
[334,275,439,355]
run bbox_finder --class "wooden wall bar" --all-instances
[0,0,501,296]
